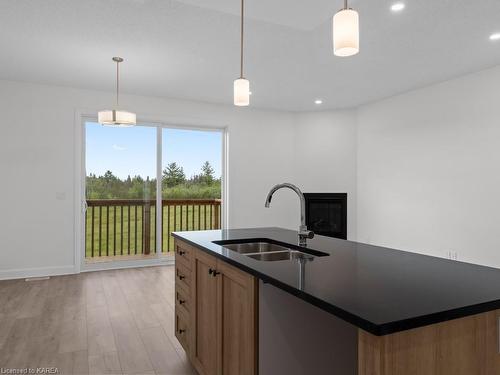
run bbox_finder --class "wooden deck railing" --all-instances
[85,199,221,258]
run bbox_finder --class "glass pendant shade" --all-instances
[98,109,136,127]
[234,78,250,106]
[333,8,359,57]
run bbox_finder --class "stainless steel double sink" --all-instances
[213,239,329,262]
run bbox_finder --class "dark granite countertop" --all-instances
[172,227,500,336]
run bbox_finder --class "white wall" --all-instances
[288,65,500,269]
[3,64,500,279]
[356,65,500,268]
[294,110,357,240]
[0,80,298,279]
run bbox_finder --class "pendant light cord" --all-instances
[240,0,244,79]
[344,0,348,9]
[116,60,120,107]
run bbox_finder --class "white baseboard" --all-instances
[0,258,176,281]
[0,265,76,281]
[81,257,175,273]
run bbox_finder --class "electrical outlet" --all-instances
[55,192,66,200]
[445,250,458,260]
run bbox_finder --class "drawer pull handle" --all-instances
[179,299,186,305]
[178,250,186,255]
[178,274,186,280]
[179,329,186,334]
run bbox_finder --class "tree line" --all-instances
[86,161,221,199]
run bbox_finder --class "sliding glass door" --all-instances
[82,120,223,265]
[161,128,223,252]
[84,122,157,261]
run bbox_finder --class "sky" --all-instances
[86,122,222,180]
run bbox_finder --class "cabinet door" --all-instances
[191,249,219,375]
[217,260,258,375]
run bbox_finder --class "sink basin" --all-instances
[219,241,290,254]
[246,250,314,262]
[213,239,329,262]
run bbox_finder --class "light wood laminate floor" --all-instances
[0,266,197,375]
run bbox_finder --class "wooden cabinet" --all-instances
[174,240,193,354]
[358,309,500,375]
[191,247,219,375]
[217,260,258,375]
[174,239,258,375]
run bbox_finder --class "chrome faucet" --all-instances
[264,183,314,247]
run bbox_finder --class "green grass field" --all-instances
[85,204,219,258]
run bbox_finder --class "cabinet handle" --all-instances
[178,329,186,334]
[178,250,186,255]
[178,274,185,280]
[209,268,220,277]
[179,299,186,305]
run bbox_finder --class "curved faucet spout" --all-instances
[265,183,306,226]
[264,182,314,247]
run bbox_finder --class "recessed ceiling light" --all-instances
[315,99,323,105]
[489,33,500,41]
[390,2,405,12]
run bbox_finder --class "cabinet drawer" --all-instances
[175,312,189,352]
[175,263,191,292]
[175,283,190,316]
[175,241,192,269]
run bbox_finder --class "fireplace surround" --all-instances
[304,193,347,240]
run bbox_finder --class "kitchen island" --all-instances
[173,227,500,375]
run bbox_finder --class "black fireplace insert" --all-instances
[304,193,347,240]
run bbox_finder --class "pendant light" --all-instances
[98,57,136,127]
[333,0,359,57]
[234,0,250,106]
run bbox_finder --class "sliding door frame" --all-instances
[74,110,228,273]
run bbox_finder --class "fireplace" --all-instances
[304,193,347,240]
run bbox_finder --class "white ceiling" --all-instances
[176,0,343,30]
[0,0,499,111]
